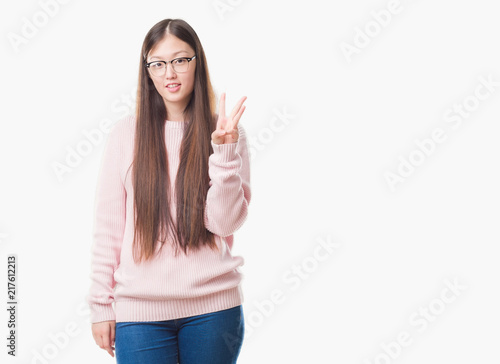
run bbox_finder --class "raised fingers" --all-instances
[232,105,246,128]
[211,128,226,145]
[229,96,247,127]
[218,92,226,120]
[225,127,239,143]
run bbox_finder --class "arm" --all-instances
[204,123,251,237]
[86,123,126,323]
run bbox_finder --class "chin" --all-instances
[165,95,184,103]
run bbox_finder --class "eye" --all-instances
[173,58,187,65]
[150,62,163,68]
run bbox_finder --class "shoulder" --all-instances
[106,114,136,141]
[109,114,136,135]
[104,114,136,150]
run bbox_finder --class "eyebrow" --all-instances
[149,50,190,60]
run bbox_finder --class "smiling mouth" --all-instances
[166,84,180,88]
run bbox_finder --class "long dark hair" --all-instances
[131,18,218,263]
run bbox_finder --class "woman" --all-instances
[86,18,251,363]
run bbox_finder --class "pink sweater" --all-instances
[86,115,251,323]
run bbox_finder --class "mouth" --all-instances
[165,83,181,93]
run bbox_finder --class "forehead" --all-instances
[148,34,194,60]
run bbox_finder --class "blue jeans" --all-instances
[115,305,244,364]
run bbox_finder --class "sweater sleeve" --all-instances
[86,123,126,323]
[204,124,251,237]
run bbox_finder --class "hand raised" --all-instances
[211,92,246,145]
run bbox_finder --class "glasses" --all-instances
[145,56,196,77]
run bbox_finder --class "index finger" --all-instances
[218,92,226,121]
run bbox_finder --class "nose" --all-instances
[165,62,176,79]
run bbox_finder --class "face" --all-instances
[146,34,196,118]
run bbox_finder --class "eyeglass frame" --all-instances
[145,55,197,75]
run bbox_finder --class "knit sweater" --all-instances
[86,114,251,323]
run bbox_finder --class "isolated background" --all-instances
[1,0,499,363]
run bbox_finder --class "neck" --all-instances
[164,100,188,122]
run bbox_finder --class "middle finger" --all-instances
[229,96,247,122]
